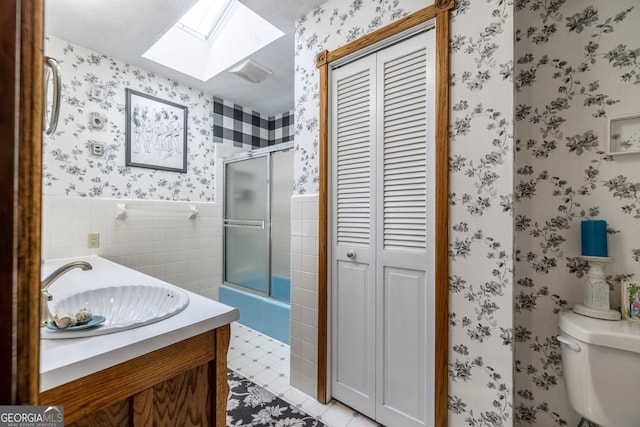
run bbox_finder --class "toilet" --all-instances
[558,310,640,427]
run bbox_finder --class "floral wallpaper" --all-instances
[514,1,640,426]
[44,0,640,425]
[44,35,216,201]
[293,0,429,195]
[295,0,515,425]
[448,1,515,426]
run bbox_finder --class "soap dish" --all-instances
[45,315,106,331]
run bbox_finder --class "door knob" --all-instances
[346,250,357,259]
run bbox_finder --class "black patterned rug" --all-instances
[227,369,326,427]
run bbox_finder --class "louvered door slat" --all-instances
[384,127,425,138]
[382,47,427,252]
[337,179,369,187]
[385,148,424,160]
[338,169,369,179]
[384,105,427,122]
[386,63,426,84]
[338,124,370,138]
[385,140,423,153]
[335,67,372,246]
[385,54,425,72]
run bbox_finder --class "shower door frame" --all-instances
[222,142,293,300]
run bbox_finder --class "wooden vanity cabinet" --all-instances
[41,325,230,427]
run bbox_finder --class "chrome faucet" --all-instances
[41,261,93,326]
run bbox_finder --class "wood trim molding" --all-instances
[316,50,329,68]
[315,4,453,425]
[0,0,19,404]
[316,60,329,404]
[16,0,44,405]
[324,3,454,66]
[213,324,231,427]
[435,0,455,13]
[434,9,451,427]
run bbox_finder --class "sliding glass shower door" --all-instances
[223,145,293,301]
[224,155,270,294]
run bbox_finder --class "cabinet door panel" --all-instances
[68,400,130,427]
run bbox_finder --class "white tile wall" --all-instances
[41,143,249,300]
[42,195,223,299]
[290,194,319,397]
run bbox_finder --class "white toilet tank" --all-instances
[558,310,640,427]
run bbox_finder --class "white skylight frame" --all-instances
[175,0,236,41]
[143,0,284,82]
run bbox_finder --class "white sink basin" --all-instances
[41,283,189,339]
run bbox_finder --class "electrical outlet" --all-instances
[90,143,104,157]
[88,233,100,248]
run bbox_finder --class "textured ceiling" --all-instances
[44,0,326,116]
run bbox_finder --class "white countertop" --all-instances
[40,255,239,392]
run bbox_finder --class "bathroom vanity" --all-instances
[39,256,239,426]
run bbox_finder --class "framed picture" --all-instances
[607,113,640,156]
[621,279,640,320]
[125,89,188,173]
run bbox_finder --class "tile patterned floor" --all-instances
[227,322,381,427]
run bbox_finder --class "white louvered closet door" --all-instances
[330,53,377,419]
[331,29,435,427]
[374,30,435,427]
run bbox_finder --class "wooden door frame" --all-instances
[0,0,19,404]
[1,0,44,404]
[315,2,453,426]
[17,0,44,404]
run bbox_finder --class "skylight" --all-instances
[143,0,284,82]
[175,0,235,40]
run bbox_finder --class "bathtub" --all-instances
[234,275,291,302]
[219,283,290,344]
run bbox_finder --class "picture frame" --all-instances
[621,279,640,320]
[607,113,640,156]
[125,88,188,173]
